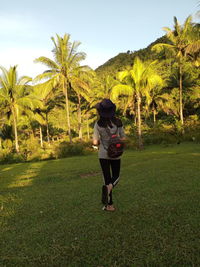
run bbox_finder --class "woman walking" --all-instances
[93,99,126,211]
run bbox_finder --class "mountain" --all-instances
[95,35,170,76]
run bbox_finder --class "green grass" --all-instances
[0,143,200,266]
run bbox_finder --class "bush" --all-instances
[20,138,46,161]
[0,150,26,164]
[144,133,177,145]
[143,126,178,145]
[181,126,200,143]
[54,142,85,158]
[124,137,138,149]
[2,139,13,150]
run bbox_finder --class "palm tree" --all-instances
[152,16,200,126]
[112,57,163,148]
[145,81,170,124]
[186,22,200,67]
[69,69,95,140]
[98,75,118,98]
[34,34,89,143]
[32,79,63,145]
[0,66,41,152]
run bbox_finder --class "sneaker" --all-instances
[101,185,108,205]
[107,205,115,211]
[102,205,115,211]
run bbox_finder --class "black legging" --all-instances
[99,159,121,205]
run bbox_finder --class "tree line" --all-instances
[0,15,199,154]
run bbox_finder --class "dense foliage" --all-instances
[0,15,199,162]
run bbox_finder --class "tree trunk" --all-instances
[153,109,156,124]
[134,115,137,126]
[12,108,19,153]
[46,114,50,146]
[86,113,90,140]
[64,80,72,143]
[0,138,2,149]
[134,104,137,126]
[136,94,143,149]
[77,94,82,140]
[179,64,184,126]
[39,125,44,148]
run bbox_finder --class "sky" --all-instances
[0,0,199,78]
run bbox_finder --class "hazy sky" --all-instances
[0,0,199,77]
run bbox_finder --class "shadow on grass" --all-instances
[0,156,107,265]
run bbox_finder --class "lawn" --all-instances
[0,143,200,266]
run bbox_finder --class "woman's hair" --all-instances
[97,116,123,128]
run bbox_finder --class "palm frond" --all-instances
[17,96,43,110]
[68,52,86,69]
[32,112,45,125]
[74,65,93,74]
[34,56,59,70]
[33,72,58,83]
[68,40,82,61]
[117,70,129,82]
[0,66,10,86]
[33,80,54,100]
[185,40,200,54]
[151,43,175,53]
[18,76,32,85]
[52,34,71,64]
[111,84,133,100]
[162,27,172,34]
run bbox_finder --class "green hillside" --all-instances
[95,35,171,76]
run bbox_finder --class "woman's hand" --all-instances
[93,139,99,146]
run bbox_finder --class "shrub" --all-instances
[20,138,45,161]
[2,139,13,150]
[124,137,137,149]
[54,142,85,159]
[0,150,26,164]
[181,127,200,143]
[143,126,178,145]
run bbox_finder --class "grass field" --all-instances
[0,143,200,266]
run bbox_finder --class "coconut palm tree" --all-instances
[74,85,90,139]
[98,75,118,98]
[0,66,42,152]
[152,16,200,126]
[112,57,163,148]
[146,86,164,124]
[32,79,62,145]
[68,69,96,140]
[186,22,200,67]
[34,34,90,143]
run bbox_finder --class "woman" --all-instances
[93,99,126,211]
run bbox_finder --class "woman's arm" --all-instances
[119,126,126,141]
